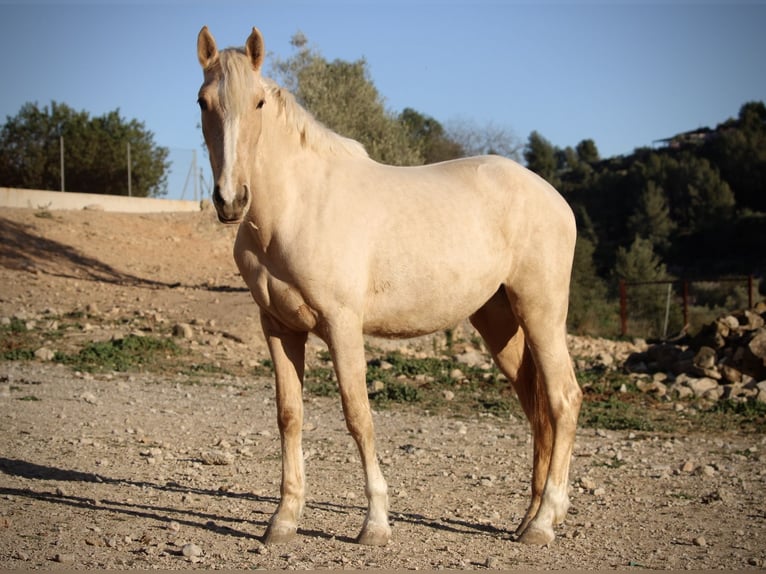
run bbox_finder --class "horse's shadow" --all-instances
[0,217,246,292]
[0,457,508,544]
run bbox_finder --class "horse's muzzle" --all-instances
[212,184,250,224]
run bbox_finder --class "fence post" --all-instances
[127,142,132,197]
[59,135,65,192]
[619,279,628,336]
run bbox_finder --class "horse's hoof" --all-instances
[264,523,297,545]
[356,523,391,546]
[517,524,555,545]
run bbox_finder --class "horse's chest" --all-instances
[246,264,318,332]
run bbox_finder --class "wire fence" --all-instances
[618,275,759,339]
[164,148,212,202]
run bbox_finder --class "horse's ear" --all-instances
[197,26,219,69]
[245,27,265,71]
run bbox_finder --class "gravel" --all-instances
[1,362,765,570]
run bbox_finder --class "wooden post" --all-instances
[748,275,754,309]
[619,279,628,337]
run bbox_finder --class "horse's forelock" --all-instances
[218,49,260,115]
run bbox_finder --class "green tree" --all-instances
[614,236,668,284]
[666,155,735,232]
[614,236,673,337]
[704,101,766,212]
[0,101,169,197]
[399,108,464,164]
[271,34,422,166]
[523,131,560,187]
[575,139,600,164]
[568,234,614,334]
[627,180,676,251]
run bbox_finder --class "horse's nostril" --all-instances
[237,186,250,210]
[212,185,224,206]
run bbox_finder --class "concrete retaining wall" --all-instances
[0,187,204,213]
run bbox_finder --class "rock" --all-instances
[200,450,234,465]
[748,329,766,366]
[34,347,55,361]
[442,390,455,401]
[680,460,696,473]
[579,476,597,491]
[636,379,667,397]
[173,323,194,339]
[668,382,694,399]
[693,346,717,370]
[369,380,385,393]
[755,381,766,404]
[454,348,485,368]
[685,377,719,398]
[54,553,75,563]
[449,368,464,381]
[167,520,181,532]
[692,536,707,547]
[80,391,99,405]
[596,351,615,369]
[743,310,765,331]
[181,543,203,558]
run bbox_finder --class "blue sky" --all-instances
[1,1,764,200]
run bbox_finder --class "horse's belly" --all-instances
[362,274,500,339]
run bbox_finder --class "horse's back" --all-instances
[355,155,576,337]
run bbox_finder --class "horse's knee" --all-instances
[277,405,303,433]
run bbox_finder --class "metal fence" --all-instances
[618,275,758,338]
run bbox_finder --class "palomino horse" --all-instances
[196,26,582,547]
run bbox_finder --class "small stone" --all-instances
[680,460,696,473]
[442,390,455,401]
[181,543,203,558]
[455,348,486,368]
[167,520,181,532]
[80,391,98,405]
[173,323,194,339]
[701,465,716,477]
[200,450,234,466]
[54,553,75,563]
[370,380,385,393]
[449,368,464,380]
[686,377,720,398]
[485,556,500,568]
[692,536,707,547]
[34,347,56,361]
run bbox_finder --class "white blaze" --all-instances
[220,114,240,203]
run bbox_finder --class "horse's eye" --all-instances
[256,99,265,110]
[197,97,208,112]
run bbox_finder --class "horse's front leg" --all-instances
[326,316,391,546]
[260,312,308,545]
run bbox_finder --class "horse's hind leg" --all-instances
[505,283,582,545]
[469,289,553,538]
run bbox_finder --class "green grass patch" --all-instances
[55,334,180,373]
[0,318,38,361]
[304,350,514,415]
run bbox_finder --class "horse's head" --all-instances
[197,26,266,224]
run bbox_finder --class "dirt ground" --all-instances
[1,206,765,570]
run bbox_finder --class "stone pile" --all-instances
[625,301,766,404]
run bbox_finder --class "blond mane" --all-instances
[219,48,368,160]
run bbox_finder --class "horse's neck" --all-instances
[246,117,323,249]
